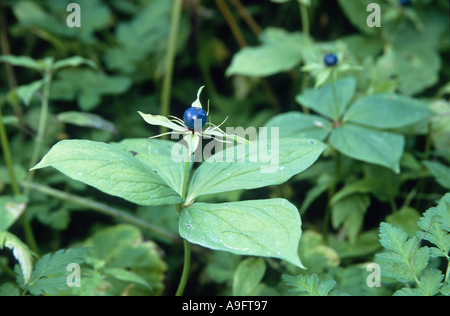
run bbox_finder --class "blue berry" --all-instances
[183,107,207,130]
[399,0,412,6]
[324,53,338,67]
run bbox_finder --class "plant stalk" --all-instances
[0,103,20,195]
[160,0,183,138]
[25,70,52,196]
[175,238,191,296]
[20,181,181,244]
[175,150,193,296]
[299,2,310,36]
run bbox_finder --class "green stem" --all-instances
[20,181,181,244]
[160,0,183,138]
[175,238,191,296]
[25,70,52,195]
[331,72,339,120]
[19,70,53,256]
[445,257,450,283]
[175,151,193,296]
[323,149,341,243]
[0,260,16,279]
[299,2,309,36]
[181,157,190,204]
[0,104,20,195]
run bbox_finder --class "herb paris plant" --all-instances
[31,86,327,295]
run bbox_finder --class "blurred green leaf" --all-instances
[264,112,332,141]
[296,77,356,121]
[330,124,404,173]
[344,93,431,129]
[232,257,266,296]
[57,111,118,135]
[50,69,132,111]
[226,28,309,77]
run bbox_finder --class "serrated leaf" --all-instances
[179,199,304,268]
[417,268,444,296]
[0,283,20,296]
[296,77,356,121]
[186,138,326,204]
[0,231,33,285]
[394,287,426,296]
[31,140,183,206]
[435,193,450,233]
[232,257,266,296]
[343,93,431,129]
[282,274,336,296]
[27,247,93,295]
[330,124,404,173]
[416,207,450,256]
[377,223,430,282]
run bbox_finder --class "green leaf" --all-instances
[57,111,118,135]
[81,224,167,296]
[329,124,404,173]
[104,268,151,289]
[435,193,450,233]
[394,287,426,296]
[263,112,332,141]
[343,93,431,129]
[232,257,266,296]
[0,283,20,296]
[386,207,421,238]
[50,69,132,111]
[226,28,307,77]
[417,268,444,296]
[104,0,171,73]
[112,138,192,197]
[27,247,93,295]
[0,195,27,231]
[0,55,46,72]
[296,77,356,121]
[331,194,370,244]
[52,56,97,71]
[416,200,450,256]
[376,223,430,282]
[179,199,305,268]
[186,138,326,204]
[337,0,380,36]
[15,79,44,106]
[423,161,450,190]
[31,140,183,206]
[282,274,337,296]
[0,231,34,285]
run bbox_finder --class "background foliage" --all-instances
[0,0,449,296]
